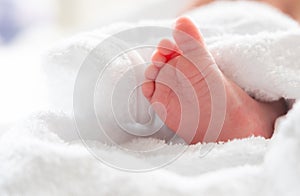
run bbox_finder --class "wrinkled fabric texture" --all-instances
[1,1,300,195]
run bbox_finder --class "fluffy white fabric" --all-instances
[189,2,300,101]
[1,1,300,195]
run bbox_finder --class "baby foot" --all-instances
[142,17,287,144]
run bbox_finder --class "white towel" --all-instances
[2,1,298,195]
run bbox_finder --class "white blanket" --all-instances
[1,1,300,195]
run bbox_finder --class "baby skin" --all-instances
[142,17,287,144]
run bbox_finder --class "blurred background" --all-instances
[0,0,186,130]
[0,0,185,44]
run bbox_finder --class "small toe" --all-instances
[142,81,155,98]
[145,64,160,80]
[151,51,167,68]
[157,39,178,56]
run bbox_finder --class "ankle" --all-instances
[221,79,287,140]
[259,99,288,124]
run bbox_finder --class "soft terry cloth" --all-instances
[1,1,300,195]
[1,102,299,195]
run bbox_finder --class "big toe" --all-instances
[174,17,202,41]
[173,16,205,54]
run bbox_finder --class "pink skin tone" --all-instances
[182,0,300,22]
[262,0,300,21]
[142,17,287,144]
